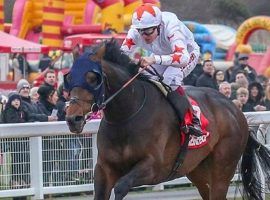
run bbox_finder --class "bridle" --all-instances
[67,96,95,120]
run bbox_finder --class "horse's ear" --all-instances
[90,43,106,62]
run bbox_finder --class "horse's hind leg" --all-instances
[209,140,241,200]
[94,163,118,200]
[114,157,155,200]
[187,159,211,200]
[188,151,238,200]
[208,159,238,200]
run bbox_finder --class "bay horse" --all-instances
[65,39,270,200]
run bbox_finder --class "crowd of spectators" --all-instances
[0,68,76,189]
[185,53,269,115]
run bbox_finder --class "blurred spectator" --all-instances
[36,85,59,185]
[257,75,269,90]
[1,93,29,189]
[235,71,249,88]
[0,94,8,110]
[16,54,28,79]
[264,84,270,110]
[253,76,270,145]
[213,70,225,87]
[53,52,74,69]
[29,87,39,103]
[230,71,249,99]
[183,55,203,86]
[39,53,52,72]
[36,85,59,119]
[247,82,266,112]
[72,44,81,61]
[229,53,257,83]
[0,94,7,123]
[1,93,28,123]
[9,53,22,81]
[224,65,233,83]
[195,60,218,89]
[219,81,232,99]
[56,83,70,121]
[236,87,252,112]
[43,69,57,89]
[17,79,49,122]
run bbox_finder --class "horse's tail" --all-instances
[241,130,270,200]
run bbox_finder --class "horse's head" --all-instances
[65,39,140,133]
[64,49,105,133]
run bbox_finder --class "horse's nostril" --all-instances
[66,115,84,124]
[74,116,84,122]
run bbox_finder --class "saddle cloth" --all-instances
[187,98,210,149]
[149,80,210,149]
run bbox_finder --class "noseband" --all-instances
[68,96,95,120]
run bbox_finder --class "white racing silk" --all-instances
[121,12,200,88]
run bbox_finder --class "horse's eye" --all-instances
[85,72,99,87]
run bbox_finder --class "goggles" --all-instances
[137,26,157,36]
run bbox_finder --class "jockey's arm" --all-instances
[181,42,200,78]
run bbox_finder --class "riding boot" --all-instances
[167,86,203,137]
[188,111,203,137]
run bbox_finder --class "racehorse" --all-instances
[64,39,270,200]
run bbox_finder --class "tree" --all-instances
[213,0,251,23]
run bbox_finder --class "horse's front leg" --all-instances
[114,156,156,200]
[94,162,118,200]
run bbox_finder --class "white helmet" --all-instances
[131,4,162,29]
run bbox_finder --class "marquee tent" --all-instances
[0,31,50,53]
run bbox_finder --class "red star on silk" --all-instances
[173,45,184,53]
[171,53,182,64]
[123,38,135,50]
[167,34,174,41]
[136,4,156,21]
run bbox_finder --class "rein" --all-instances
[102,83,147,125]
[97,64,171,111]
[98,67,147,110]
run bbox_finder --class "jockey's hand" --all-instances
[139,56,156,69]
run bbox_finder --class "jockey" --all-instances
[121,4,202,136]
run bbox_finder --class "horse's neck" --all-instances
[103,81,145,123]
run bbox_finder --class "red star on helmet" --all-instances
[123,38,135,50]
[173,45,184,53]
[171,53,182,64]
[136,4,156,21]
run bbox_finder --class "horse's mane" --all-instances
[102,39,146,78]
